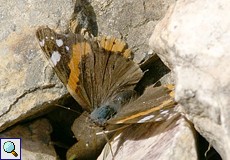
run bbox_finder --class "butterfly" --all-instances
[36,26,177,159]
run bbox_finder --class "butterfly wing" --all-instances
[36,27,91,111]
[107,84,177,124]
[36,26,144,112]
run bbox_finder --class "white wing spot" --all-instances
[65,46,69,51]
[56,39,63,47]
[155,117,163,121]
[45,36,48,39]
[137,115,155,123]
[39,39,45,47]
[85,142,89,147]
[50,51,61,66]
[160,110,169,115]
[51,36,54,40]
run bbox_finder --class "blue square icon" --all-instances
[0,138,21,160]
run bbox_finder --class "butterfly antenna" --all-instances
[100,125,131,159]
[54,104,82,115]
[102,131,114,160]
[96,124,130,135]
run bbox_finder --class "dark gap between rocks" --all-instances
[44,96,82,160]
[135,54,171,94]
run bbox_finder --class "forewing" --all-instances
[36,26,91,111]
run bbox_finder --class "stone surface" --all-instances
[0,118,56,160]
[91,0,176,63]
[149,0,230,159]
[0,0,74,132]
[67,112,118,160]
[98,114,197,160]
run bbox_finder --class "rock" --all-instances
[67,112,117,160]
[0,0,74,132]
[0,118,56,160]
[149,0,230,159]
[90,0,176,63]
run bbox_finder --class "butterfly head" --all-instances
[90,103,118,126]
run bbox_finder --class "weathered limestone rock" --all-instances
[149,0,230,159]
[0,0,74,132]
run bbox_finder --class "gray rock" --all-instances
[0,0,74,132]
[149,0,230,159]
[90,0,176,63]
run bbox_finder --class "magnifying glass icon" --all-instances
[3,141,18,157]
